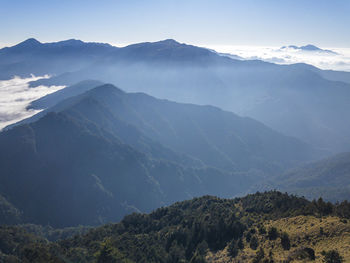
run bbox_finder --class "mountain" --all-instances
[3,38,347,152]
[280,44,338,54]
[14,83,321,173]
[0,84,320,227]
[0,107,237,227]
[272,152,350,202]
[1,191,349,262]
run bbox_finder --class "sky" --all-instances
[0,0,349,48]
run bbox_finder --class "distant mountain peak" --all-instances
[158,39,181,45]
[299,44,320,51]
[280,44,337,54]
[126,39,182,48]
[53,39,85,46]
[7,38,115,50]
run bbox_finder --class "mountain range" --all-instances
[0,83,322,227]
[1,38,350,152]
[1,38,350,228]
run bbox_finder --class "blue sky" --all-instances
[1,0,349,48]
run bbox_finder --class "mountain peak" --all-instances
[280,44,337,54]
[51,39,85,47]
[299,44,321,51]
[86,84,125,97]
[15,38,42,47]
[157,39,181,45]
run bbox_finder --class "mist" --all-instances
[35,55,350,153]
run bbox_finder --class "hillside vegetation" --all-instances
[0,191,349,262]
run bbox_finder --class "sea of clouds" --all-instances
[0,75,65,130]
[206,45,350,72]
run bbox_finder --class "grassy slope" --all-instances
[207,215,350,262]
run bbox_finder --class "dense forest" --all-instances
[1,191,349,262]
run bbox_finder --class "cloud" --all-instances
[0,75,65,130]
[205,45,350,72]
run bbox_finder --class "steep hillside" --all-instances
[0,191,349,262]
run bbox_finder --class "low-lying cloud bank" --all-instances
[207,45,350,72]
[0,75,65,130]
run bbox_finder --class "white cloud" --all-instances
[0,75,65,130]
[204,45,350,72]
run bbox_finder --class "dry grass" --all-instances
[206,215,350,262]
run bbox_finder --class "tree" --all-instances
[280,232,290,250]
[237,238,244,249]
[304,248,315,260]
[250,235,259,250]
[322,250,344,263]
[246,231,252,242]
[267,227,278,240]
[95,241,133,263]
[258,225,266,235]
[168,241,186,263]
[196,240,208,255]
[252,247,265,263]
[190,251,206,263]
[227,239,238,258]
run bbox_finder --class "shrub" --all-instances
[252,247,265,263]
[268,227,278,240]
[323,250,344,263]
[258,225,266,235]
[280,232,290,250]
